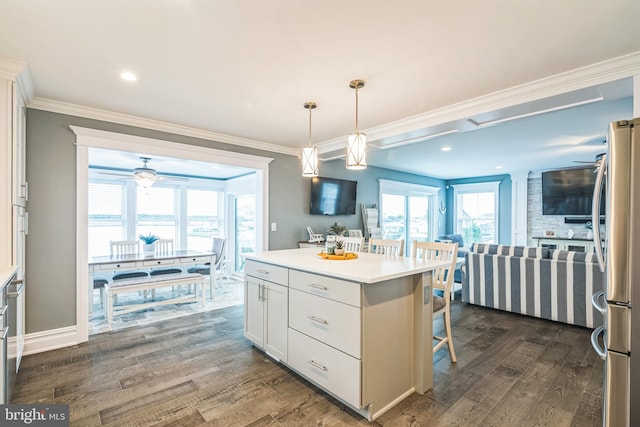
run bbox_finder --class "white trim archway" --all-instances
[73,126,273,343]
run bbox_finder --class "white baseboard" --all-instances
[9,326,81,358]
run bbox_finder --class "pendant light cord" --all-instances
[355,87,359,131]
[308,106,313,147]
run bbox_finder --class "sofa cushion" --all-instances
[549,249,598,263]
[472,243,497,254]
[471,243,547,259]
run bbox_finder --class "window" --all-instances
[234,194,256,271]
[88,182,126,257]
[88,177,229,256]
[187,189,221,251]
[136,186,177,242]
[454,182,500,244]
[379,179,439,254]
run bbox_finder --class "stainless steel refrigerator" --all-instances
[591,118,640,427]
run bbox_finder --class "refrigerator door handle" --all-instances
[591,326,606,360]
[592,153,606,272]
[591,290,607,314]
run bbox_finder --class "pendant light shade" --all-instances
[346,79,367,170]
[347,132,367,170]
[301,102,319,177]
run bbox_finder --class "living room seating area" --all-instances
[461,243,605,328]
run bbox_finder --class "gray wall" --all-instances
[25,108,447,334]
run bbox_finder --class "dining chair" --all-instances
[92,276,109,311]
[341,236,365,252]
[110,240,139,256]
[412,240,458,363]
[368,238,404,256]
[347,229,363,238]
[155,238,174,254]
[188,237,227,298]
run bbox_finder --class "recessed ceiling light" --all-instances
[496,165,503,170]
[441,147,452,152]
[120,72,137,81]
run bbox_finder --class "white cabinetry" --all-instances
[534,237,595,253]
[287,272,362,407]
[243,248,440,422]
[287,269,415,421]
[0,59,29,384]
[243,260,288,362]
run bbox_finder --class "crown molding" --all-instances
[29,97,300,157]
[317,50,640,154]
[0,55,34,102]
[71,126,274,170]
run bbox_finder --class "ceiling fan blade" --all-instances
[157,174,189,181]
[98,171,133,177]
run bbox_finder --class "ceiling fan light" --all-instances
[136,175,155,188]
[302,146,319,177]
[346,132,367,170]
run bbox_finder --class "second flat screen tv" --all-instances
[542,166,605,215]
[310,176,357,215]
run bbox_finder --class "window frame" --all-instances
[378,179,440,254]
[453,181,500,244]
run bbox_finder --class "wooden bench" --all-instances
[104,273,206,324]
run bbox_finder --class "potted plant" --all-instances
[584,221,593,240]
[139,232,160,255]
[334,239,345,256]
[328,222,347,237]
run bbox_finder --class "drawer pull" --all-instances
[307,315,328,325]
[0,327,8,341]
[306,359,327,371]
[307,283,328,291]
[257,269,270,275]
[8,283,25,298]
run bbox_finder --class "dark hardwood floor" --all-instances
[13,297,603,426]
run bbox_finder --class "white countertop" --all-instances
[244,248,448,284]
[0,265,18,289]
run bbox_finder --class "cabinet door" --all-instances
[264,281,288,362]
[244,276,264,347]
[563,241,588,252]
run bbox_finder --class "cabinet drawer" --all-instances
[289,270,361,307]
[245,260,288,286]
[142,258,176,267]
[288,328,361,408]
[179,256,211,264]
[94,261,136,271]
[289,288,360,358]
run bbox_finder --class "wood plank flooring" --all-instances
[13,298,603,426]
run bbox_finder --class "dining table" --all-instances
[88,250,215,312]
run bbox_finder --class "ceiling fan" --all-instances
[98,156,188,188]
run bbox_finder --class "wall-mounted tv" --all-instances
[542,167,605,216]
[310,176,357,215]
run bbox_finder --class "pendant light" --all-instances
[301,102,319,177]
[346,79,367,170]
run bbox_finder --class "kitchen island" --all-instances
[243,247,448,421]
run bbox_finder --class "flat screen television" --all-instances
[542,167,605,216]
[310,176,357,215]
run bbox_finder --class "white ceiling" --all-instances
[1,1,640,179]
